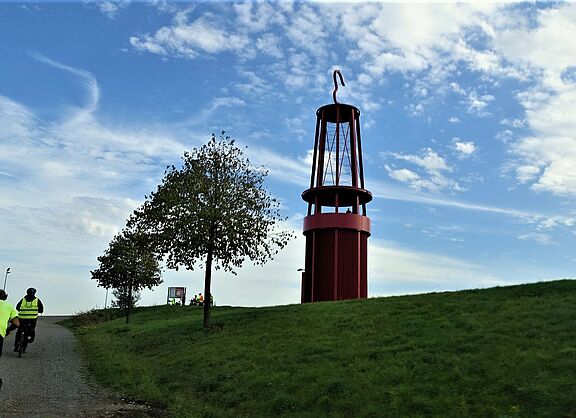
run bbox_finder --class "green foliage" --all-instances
[65,307,126,328]
[91,230,162,291]
[91,229,162,322]
[111,287,141,311]
[129,132,294,327]
[73,280,576,417]
[130,132,293,273]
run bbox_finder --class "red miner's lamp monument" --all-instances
[301,70,372,303]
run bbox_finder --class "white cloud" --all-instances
[494,5,576,78]
[369,238,505,293]
[357,73,373,85]
[466,91,495,116]
[32,53,100,123]
[449,82,466,95]
[186,96,246,125]
[384,165,462,194]
[56,196,138,238]
[525,90,576,138]
[283,116,307,140]
[390,148,450,171]
[0,57,189,210]
[127,3,507,111]
[518,233,554,246]
[212,97,246,108]
[386,167,420,184]
[488,4,576,196]
[513,136,576,196]
[285,5,330,58]
[384,148,465,193]
[452,139,477,159]
[537,215,575,230]
[515,165,540,184]
[235,71,271,96]
[510,89,576,193]
[97,1,127,19]
[0,96,37,142]
[371,177,575,244]
[130,13,250,58]
[234,2,286,33]
[369,178,542,221]
[301,149,315,170]
[248,147,309,186]
[501,118,525,128]
[495,129,514,144]
[255,34,284,58]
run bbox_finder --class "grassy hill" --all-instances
[71,280,576,417]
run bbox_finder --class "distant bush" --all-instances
[70,307,125,328]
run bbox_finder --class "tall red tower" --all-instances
[301,70,372,303]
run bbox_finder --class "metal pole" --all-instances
[104,287,109,309]
[3,267,10,290]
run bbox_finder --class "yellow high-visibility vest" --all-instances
[18,297,39,319]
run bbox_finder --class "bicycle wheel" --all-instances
[18,329,28,357]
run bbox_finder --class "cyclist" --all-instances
[0,289,20,355]
[1,289,20,390]
[14,287,44,351]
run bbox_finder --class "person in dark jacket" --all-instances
[14,287,44,351]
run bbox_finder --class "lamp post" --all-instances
[297,268,305,303]
[3,267,10,290]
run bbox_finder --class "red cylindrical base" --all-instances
[301,214,369,303]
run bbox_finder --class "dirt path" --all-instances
[0,316,163,417]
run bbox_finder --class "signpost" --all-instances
[167,286,186,305]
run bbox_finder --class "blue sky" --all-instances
[1,1,576,314]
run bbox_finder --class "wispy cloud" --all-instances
[368,238,506,293]
[370,179,537,221]
[32,53,100,123]
[186,96,246,125]
[383,148,463,193]
[130,12,250,58]
[97,1,127,19]
[518,233,554,246]
[370,178,575,239]
[465,91,495,116]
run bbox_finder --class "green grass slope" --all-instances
[73,280,576,418]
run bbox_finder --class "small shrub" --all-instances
[70,307,124,328]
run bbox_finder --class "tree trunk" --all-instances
[203,247,213,329]
[203,220,216,329]
[126,283,132,324]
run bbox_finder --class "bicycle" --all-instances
[15,321,34,358]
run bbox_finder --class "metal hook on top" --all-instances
[332,69,345,104]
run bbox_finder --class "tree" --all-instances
[129,132,293,328]
[111,287,141,311]
[91,229,162,323]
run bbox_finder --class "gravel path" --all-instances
[0,316,164,417]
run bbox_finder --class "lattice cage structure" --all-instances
[322,120,353,188]
[301,102,372,303]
